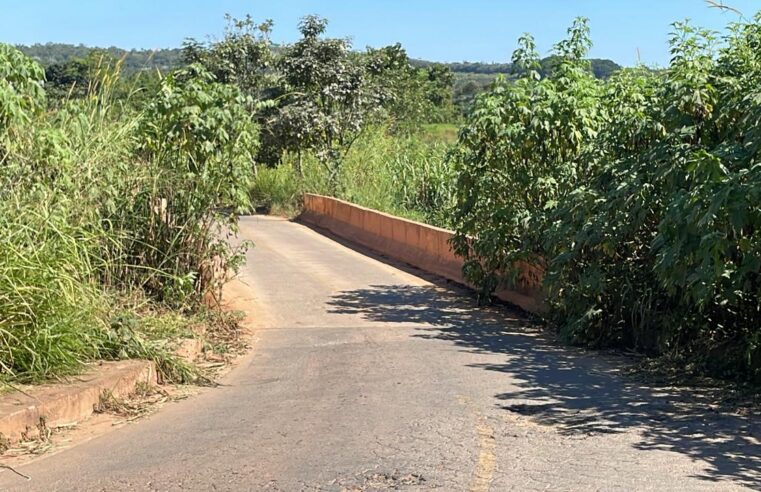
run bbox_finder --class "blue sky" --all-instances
[1,1,759,66]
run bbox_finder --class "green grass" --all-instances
[0,46,250,384]
[251,125,457,228]
[0,197,106,380]
[250,164,305,217]
[421,123,459,145]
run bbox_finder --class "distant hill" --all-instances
[16,43,622,79]
[16,43,184,75]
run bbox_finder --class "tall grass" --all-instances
[250,164,305,216]
[251,126,457,227]
[0,47,254,383]
[0,196,106,380]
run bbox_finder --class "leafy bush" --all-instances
[0,44,45,133]
[451,19,602,298]
[125,64,257,303]
[452,15,761,381]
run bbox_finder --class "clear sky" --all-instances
[1,1,759,66]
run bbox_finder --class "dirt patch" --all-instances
[331,470,427,491]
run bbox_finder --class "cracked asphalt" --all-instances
[1,215,758,491]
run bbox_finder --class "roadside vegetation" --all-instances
[5,6,761,386]
[252,126,456,226]
[1,14,455,385]
[453,14,761,383]
[0,46,253,383]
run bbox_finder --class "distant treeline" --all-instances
[18,43,621,79]
[412,57,621,79]
[16,43,622,115]
[16,43,184,74]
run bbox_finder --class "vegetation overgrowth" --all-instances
[1,14,457,384]
[5,7,761,386]
[0,46,253,383]
[452,13,761,382]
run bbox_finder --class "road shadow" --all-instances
[327,284,761,488]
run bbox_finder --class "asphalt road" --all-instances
[1,216,758,491]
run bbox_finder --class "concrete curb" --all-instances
[0,280,245,449]
[173,335,205,362]
[0,360,156,444]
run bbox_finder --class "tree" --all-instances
[363,43,455,129]
[423,64,456,121]
[44,58,90,100]
[269,15,380,187]
[182,15,274,99]
[453,79,482,115]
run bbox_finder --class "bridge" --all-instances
[0,214,755,491]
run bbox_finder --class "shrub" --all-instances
[0,43,45,136]
[451,19,602,298]
[119,63,257,304]
[452,15,761,381]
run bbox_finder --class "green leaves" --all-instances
[0,44,45,141]
[182,15,274,99]
[452,13,761,381]
[451,18,602,298]
[117,64,258,303]
[141,63,256,211]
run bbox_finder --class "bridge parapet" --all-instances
[300,194,545,314]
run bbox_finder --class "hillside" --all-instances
[16,43,184,74]
[17,42,621,79]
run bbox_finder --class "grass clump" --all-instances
[250,164,305,216]
[0,198,106,380]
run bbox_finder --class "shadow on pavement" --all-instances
[327,284,761,488]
